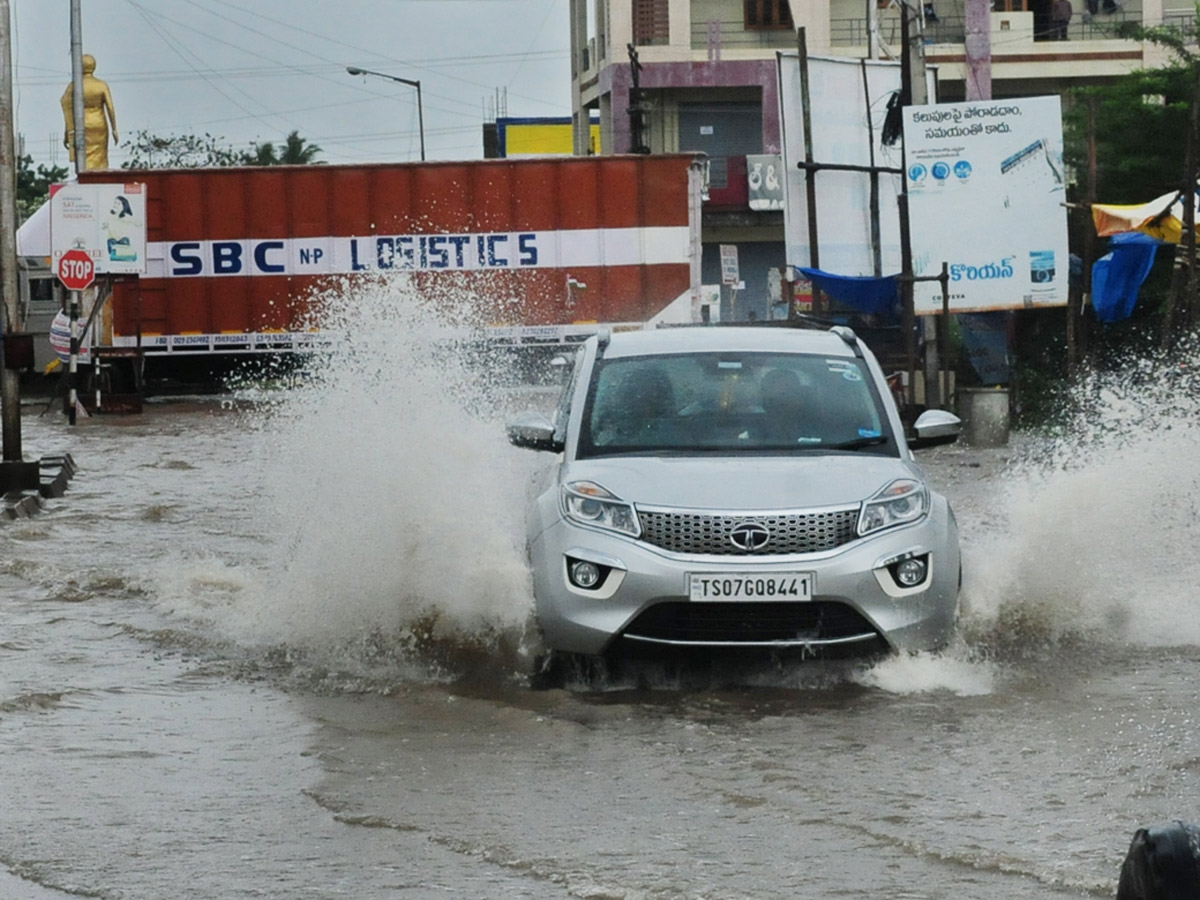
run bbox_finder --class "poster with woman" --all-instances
[50,182,146,274]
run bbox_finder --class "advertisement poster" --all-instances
[903,96,1069,314]
[50,182,147,275]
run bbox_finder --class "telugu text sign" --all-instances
[903,97,1069,314]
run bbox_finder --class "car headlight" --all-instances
[562,481,640,537]
[858,479,928,536]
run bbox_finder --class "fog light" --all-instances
[894,556,928,587]
[569,560,602,589]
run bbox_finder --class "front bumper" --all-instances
[529,498,960,658]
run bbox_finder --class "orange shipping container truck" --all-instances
[77,154,705,362]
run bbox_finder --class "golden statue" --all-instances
[61,54,118,170]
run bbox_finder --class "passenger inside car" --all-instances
[758,367,812,445]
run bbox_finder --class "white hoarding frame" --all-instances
[903,96,1069,314]
[777,53,935,278]
[50,182,148,275]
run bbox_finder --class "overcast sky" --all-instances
[12,0,571,172]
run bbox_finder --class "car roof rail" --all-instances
[829,325,864,358]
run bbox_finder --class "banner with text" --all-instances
[903,96,1069,314]
[50,182,147,275]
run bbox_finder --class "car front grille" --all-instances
[619,601,881,647]
[637,507,859,555]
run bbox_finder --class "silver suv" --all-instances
[507,326,962,666]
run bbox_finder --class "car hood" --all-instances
[561,454,925,510]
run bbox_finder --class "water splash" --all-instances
[856,649,997,696]
[181,273,544,680]
[960,338,1200,653]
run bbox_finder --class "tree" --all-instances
[16,154,69,224]
[121,129,323,168]
[1108,16,1200,344]
[244,130,323,165]
[1063,16,1200,350]
[121,130,247,168]
[1064,68,1191,205]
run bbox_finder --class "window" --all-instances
[632,0,670,45]
[744,0,794,29]
[578,352,890,458]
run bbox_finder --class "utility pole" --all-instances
[0,0,39,493]
[1161,62,1200,349]
[70,0,86,175]
[964,0,992,102]
[1071,96,1097,373]
[865,0,876,59]
[898,2,942,409]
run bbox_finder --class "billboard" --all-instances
[497,116,601,157]
[778,53,933,277]
[50,182,147,275]
[903,96,1069,313]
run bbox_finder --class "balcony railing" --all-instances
[691,19,800,51]
[829,8,1152,47]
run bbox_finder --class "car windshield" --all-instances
[577,350,893,458]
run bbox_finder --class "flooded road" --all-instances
[4,319,1200,898]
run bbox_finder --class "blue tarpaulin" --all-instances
[1091,231,1161,324]
[796,267,899,317]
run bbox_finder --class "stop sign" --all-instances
[57,249,96,291]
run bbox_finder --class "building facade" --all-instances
[568,0,1179,321]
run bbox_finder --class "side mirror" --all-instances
[909,408,961,449]
[506,411,564,453]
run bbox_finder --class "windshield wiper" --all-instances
[825,435,889,451]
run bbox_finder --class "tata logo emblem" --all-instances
[729,522,770,551]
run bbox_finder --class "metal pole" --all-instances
[414,80,425,161]
[861,61,882,277]
[901,2,939,408]
[0,0,22,462]
[898,193,917,411]
[941,262,951,408]
[797,27,826,315]
[346,67,426,161]
[68,290,80,425]
[70,0,86,174]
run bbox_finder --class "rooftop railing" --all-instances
[829,8,1153,47]
[669,9,1195,60]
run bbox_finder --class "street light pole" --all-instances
[346,66,425,161]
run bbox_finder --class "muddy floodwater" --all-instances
[3,314,1200,898]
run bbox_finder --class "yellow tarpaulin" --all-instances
[1092,191,1200,243]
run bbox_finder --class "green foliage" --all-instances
[1064,68,1193,204]
[16,154,68,224]
[244,130,323,165]
[121,130,247,168]
[1060,10,1200,353]
[121,129,323,168]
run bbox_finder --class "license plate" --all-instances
[688,572,813,602]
